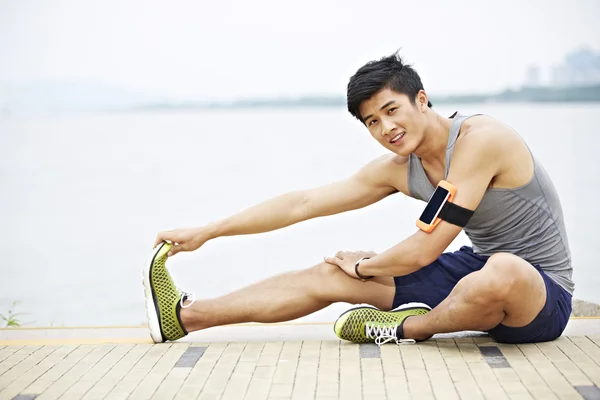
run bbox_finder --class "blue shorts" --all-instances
[392,246,572,344]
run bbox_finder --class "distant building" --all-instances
[524,65,542,87]
[551,48,600,87]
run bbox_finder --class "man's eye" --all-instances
[369,120,378,126]
[388,107,397,114]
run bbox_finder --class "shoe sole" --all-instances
[143,241,169,343]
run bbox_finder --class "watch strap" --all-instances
[355,257,374,281]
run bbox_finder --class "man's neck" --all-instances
[413,112,453,169]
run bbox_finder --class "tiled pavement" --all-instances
[1,335,600,399]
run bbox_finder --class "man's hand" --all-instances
[324,250,378,278]
[153,227,212,257]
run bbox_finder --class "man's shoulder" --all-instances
[454,115,534,188]
[457,115,525,154]
[368,153,409,173]
[381,153,409,167]
[361,153,410,195]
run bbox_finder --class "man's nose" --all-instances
[381,119,396,137]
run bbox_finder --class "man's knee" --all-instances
[458,254,523,305]
[304,262,347,298]
[485,253,536,286]
[464,253,539,305]
[482,253,548,327]
[303,261,396,308]
[309,261,344,280]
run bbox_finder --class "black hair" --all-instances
[347,51,432,122]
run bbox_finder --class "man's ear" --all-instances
[417,90,428,112]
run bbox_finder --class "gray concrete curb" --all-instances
[571,299,600,317]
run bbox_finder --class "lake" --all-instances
[0,103,598,327]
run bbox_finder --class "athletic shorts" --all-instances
[392,246,572,344]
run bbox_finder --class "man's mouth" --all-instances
[390,132,405,144]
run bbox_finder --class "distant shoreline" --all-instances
[1,84,599,116]
[135,84,600,111]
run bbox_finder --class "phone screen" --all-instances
[419,186,450,225]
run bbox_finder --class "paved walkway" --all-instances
[1,323,600,399]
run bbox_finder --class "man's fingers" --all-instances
[335,251,345,260]
[168,244,182,257]
[154,230,173,248]
[168,242,189,257]
[324,256,340,265]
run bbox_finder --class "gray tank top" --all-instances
[408,113,574,295]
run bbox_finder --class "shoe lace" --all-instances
[179,290,195,309]
[365,323,417,346]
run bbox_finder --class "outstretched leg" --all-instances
[401,253,548,341]
[181,261,396,332]
[145,241,402,343]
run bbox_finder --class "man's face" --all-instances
[359,88,425,156]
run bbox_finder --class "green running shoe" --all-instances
[334,302,432,345]
[143,241,194,343]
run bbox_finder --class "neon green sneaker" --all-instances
[334,302,432,345]
[143,241,194,343]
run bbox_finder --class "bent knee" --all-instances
[484,253,535,280]
[476,253,541,301]
[456,271,510,307]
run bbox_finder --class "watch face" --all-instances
[419,186,450,225]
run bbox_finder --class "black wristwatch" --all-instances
[355,257,374,281]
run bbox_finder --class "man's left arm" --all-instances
[345,130,501,278]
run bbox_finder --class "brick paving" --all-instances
[1,336,600,399]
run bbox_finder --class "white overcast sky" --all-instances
[0,0,598,101]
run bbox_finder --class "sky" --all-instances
[0,0,599,101]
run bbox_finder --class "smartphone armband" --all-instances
[416,180,474,233]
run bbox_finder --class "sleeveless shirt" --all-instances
[407,113,574,294]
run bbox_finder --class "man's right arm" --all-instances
[155,155,406,255]
[208,154,401,239]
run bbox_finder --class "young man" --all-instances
[143,52,574,345]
